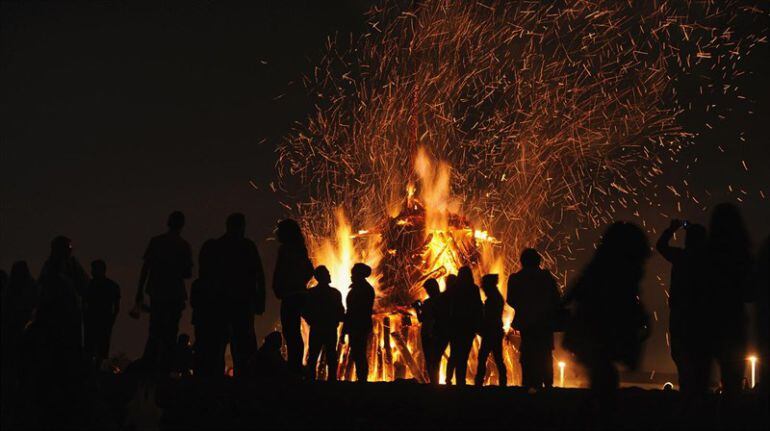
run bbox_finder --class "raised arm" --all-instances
[656,219,683,263]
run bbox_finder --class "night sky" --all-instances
[2,1,769,374]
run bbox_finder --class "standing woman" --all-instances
[563,222,651,415]
[704,203,753,396]
[272,219,314,375]
[36,236,90,377]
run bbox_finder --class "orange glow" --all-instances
[306,148,511,383]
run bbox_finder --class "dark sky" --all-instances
[2,1,768,373]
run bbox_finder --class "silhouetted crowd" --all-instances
[1,203,768,427]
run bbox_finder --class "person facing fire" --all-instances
[342,263,375,382]
[507,248,560,390]
[562,222,651,413]
[656,219,710,397]
[440,273,458,383]
[449,266,483,386]
[83,259,120,365]
[36,236,89,379]
[133,211,193,374]
[304,265,345,381]
[273,219,314,375]
[475,274,507,386]
[211,213,266,378]
[414,278,441,383]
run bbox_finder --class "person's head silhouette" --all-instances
[481,274,499,295]
[457,266,474,286]
[423,278,440,298]
[50,236,72,260]
[709,202,751,254]
[445,273,458,292]
[226,213,246,237]
[351,263,372,282]
[520,248,542,269]
[91,259,107,279]
[314,265,332,285]
[167,211,185,232]
[10,261,32,284]
[276,219,305,245]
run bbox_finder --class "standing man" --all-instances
[84,259,120,365]
[449,267,483,386]
[507,248,560,390]
[475,274,507,386]
[212,213,266,377]
[414,278,441,383]
[342,263,375,383]
[133,211,193,374]
[304,266,345,380]
[656,219,710,396]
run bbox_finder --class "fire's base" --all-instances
[309,313,524,385]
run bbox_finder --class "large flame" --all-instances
[306,147,514,384]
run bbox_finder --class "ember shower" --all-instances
[276,1,762,383]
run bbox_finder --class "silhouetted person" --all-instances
[272,219,314,375]
[414,278,441,383]
[507,249,560,390]
[563,222,650,414]
[656,219,710,396]
[190,239,225,378]
[83,259,120,365]
[250,331,290,382]
[209,213,266,378]
[475,274,507,387]
[754,236,769,394]
[304,266,344,380]
[449,266,483,386]
[704,203,753,396]
[342,263,375,382]
[440,273,458,383]
[134,211,193,374]
[173,333,193,377]
[2,261,38,368]
[37,236,90,376]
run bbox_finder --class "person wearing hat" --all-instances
[341,263,375,382]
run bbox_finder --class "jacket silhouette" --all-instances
[272,219,314,375]
[83,259,120,363]
[36,236,89,379]
[304,266,344,380]
[507,249,560,389]
[135,211,193,373]
[475,274,507,386]
[563,222,650,412]
[448,266,482,386]
[342,263,375,382]
[190,239,225,378]
[208,213,265,378]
